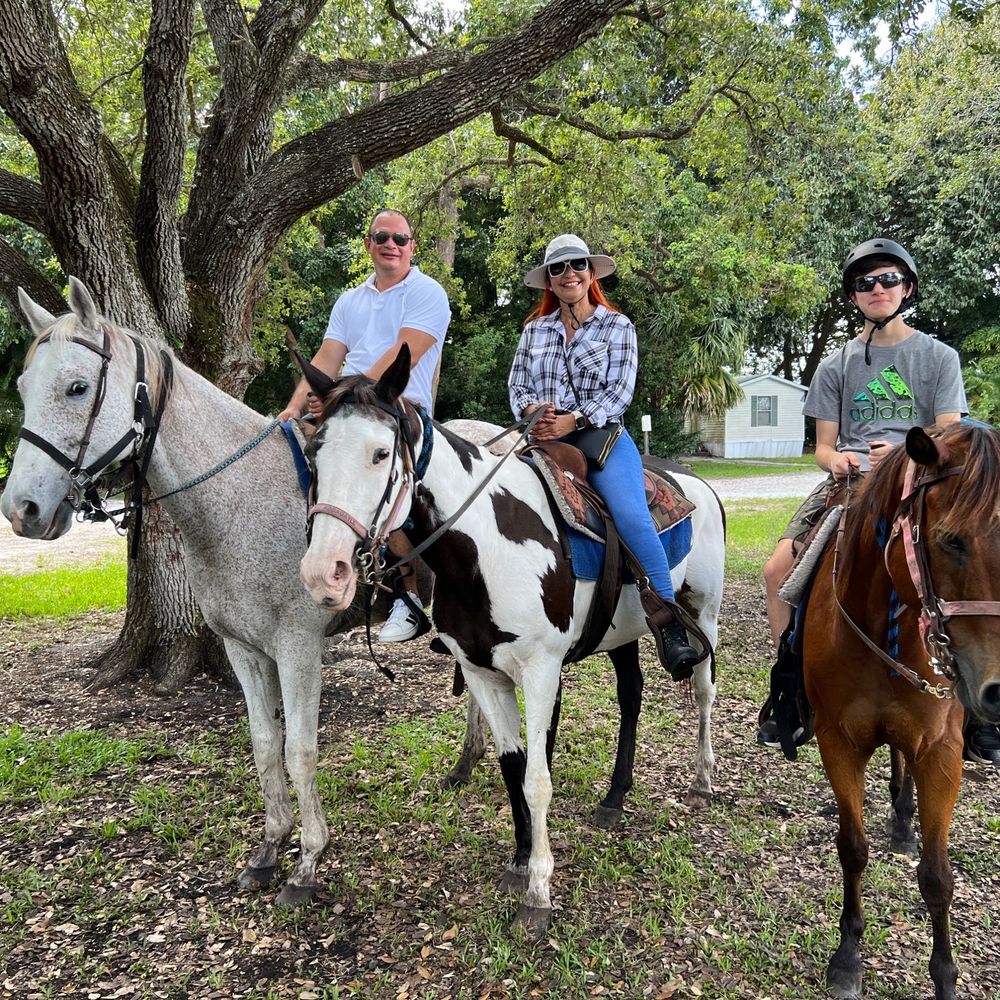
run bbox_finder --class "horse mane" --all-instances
[844,423,1000,559]
[24,311,174,407]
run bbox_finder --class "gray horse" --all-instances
[2,279,356,904]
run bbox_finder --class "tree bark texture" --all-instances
[0,0,631,691]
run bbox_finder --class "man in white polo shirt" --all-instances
[279,208,451,641]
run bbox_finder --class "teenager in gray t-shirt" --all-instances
[757,238,1000,766]
[805,332,966,472]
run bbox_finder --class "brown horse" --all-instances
[803,422,1000,1000]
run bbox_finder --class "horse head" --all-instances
[1,278,148,540]
[298,345,414,610]
[886,424,1000,721]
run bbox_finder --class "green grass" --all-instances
[682,454,818,479]
[0,556,126,618]
[724,497,800,579]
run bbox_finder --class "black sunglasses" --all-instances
[852,271,907,293]
[547,258,590,277]
[369,230,413,246]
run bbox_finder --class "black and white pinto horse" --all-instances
[298,348,725,938]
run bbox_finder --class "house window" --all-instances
[751,395,778,427]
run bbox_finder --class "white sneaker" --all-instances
[378,598,423,643]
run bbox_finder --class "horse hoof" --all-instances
[275,882,319,907]
[889,836,919,859]
[684,788,712,810]
[512,904,552,941]
[237,865,276,891]
[441,767,471,790]
[827,963,862,999]
[498,867,529,894]
[591,805,623,830]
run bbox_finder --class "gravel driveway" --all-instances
[707,467,826,501]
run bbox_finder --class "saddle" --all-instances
[521,442,698,665]
[523,442,696,542]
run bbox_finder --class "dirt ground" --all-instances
[1,577,998,1000]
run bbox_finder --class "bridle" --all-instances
[834,456,1000,699]
[306,397,421,587]
[18,326,172,554]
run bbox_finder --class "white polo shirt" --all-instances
[323,266,450,413]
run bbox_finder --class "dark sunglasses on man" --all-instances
[547,258,590,277]
[852,271,908,293]
[369,230,413,247]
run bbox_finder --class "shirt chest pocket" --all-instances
[570,340,610,386]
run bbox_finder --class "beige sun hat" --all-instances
[523,233,617,289]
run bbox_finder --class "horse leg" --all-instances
[886,747,918,857]
[224,639,294,893]
[910,748,962,1000]
[685,623,717,808]
[273,637,329,906]
[817,733,872,1000]
[511,664,562,940]
[460,670,532,896]
[441,691,489,790]
[593,641,641,830]
[546,678,563,770]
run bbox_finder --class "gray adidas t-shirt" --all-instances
[804,332,967,471]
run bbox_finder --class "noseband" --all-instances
[19,326,172,553]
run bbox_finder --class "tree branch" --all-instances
[0,168,50,235]
[385,0,433,51]
[136,0,195,343]
[413,155,546,219]
[0,236,66,319]
[491,107,562,162]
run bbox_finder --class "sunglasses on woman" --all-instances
[369,230,413,246]
[547,258,590,277]
[852,271,907,293]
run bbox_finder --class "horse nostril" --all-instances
[20,499,39,521]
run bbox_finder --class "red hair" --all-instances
[524,278,619,324]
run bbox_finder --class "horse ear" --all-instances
[17,288,57,336]
[290,347,336,399]
[67,276,98,328]
[374,344,411,405]
[906,427,946,467]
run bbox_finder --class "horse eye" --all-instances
[938,533,966,555]
[66,381,88,397]
[373,448,391,465]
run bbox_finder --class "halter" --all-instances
[835,456,1000,699]
[18,327,172,555]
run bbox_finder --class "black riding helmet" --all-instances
[841,238,918,301]
[841,238,919,365]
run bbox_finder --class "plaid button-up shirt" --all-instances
[508,305,638,428]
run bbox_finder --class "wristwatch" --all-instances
[572,410,588,431]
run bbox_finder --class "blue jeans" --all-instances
[587,429,674,601]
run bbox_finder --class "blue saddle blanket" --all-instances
[567,518,693,581]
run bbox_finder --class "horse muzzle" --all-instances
[1,493,74,540]
[299,553,356,611]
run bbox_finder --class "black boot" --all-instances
[964,721,1000,766]
[657,619,700,682]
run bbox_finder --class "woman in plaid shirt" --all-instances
[508,234,700,680]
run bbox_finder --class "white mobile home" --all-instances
[688,374,807,458]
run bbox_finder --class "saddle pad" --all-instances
[778,504,843,606]
[568,518,693,582]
